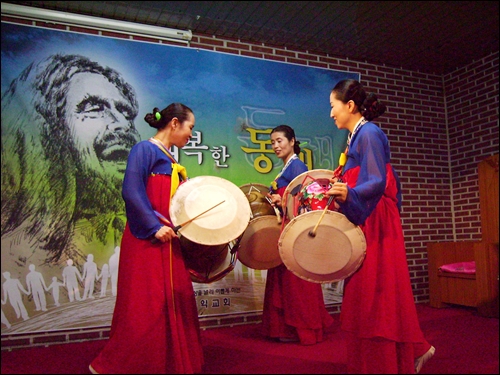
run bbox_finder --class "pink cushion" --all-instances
[439,261,476,274]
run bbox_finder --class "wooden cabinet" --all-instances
[427,154,499,318]
[478,153,499,244]
[427,241,499,318]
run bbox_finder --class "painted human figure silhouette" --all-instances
[81,254,98,300]
[25,264,48,312]
[46,277,64,307]
[97,264,110,297]
[329,280,344,295]
[233,260,244,282]
[2,271,29,321]
[108,246,120,297]
[260,269,267,283]
[247,266,255,281]
[1,308,11,329]
[62,259,82,302]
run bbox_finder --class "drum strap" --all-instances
[149,137,188,198]
[149,137,183,320]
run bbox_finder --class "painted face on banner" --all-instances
[65,72,140,177]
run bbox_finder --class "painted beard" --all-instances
[93,125,140,174]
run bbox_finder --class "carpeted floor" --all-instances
[1,303,498,374]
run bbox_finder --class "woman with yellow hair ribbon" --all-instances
[90,103,204,374]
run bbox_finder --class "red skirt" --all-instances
[262,263,334,345]
[90,174,203,374]
[340,165,430,373]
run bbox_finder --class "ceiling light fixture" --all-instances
[1,2,192,43]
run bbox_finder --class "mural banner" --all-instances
[1,22,358,334]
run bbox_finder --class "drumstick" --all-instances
[308,195,335,238]
[175,200,226,232]
[154,210,172,226]
[152,200,225,240]
[265,196,282,224]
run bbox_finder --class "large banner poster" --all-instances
[1,22,359,334]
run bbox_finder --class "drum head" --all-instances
[239,183,275,219]
[284,169,335,220]
[236,215,282,270]
[278,210,366,283]
[170,176,251,246]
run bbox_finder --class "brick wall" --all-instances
[1,17,498,348]
[189,33,499,301]
[444,54,499,240]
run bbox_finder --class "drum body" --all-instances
[279,210,366,283]
[279,169,366,283]
[297,179,332,214]
[284,169,335,220]
[236,215,282,270]
[237,183,282,270]
[180,236,238,284]
[170,176,251,283]
[239,183,276,219]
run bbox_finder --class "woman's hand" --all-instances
[267,193,282,207]
[154,225,177,243]
[326,181,348,203]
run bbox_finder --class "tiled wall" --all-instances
[1,16,498,349]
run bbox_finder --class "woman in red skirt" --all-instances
[90,103,203,374]
[327,80,435,374]
[263,125,334,345]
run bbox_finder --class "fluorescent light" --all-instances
[1,2,192,43]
